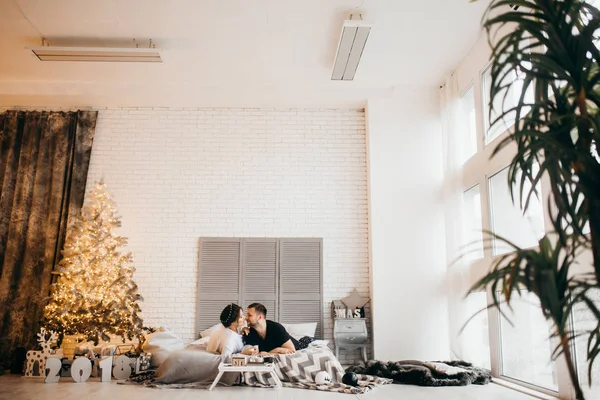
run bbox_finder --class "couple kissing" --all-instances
[206,302,296,361]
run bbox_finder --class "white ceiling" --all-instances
[0,0,489,108]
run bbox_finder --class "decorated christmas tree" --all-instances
[43,180,143,344]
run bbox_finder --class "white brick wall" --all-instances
[82,107,369,364]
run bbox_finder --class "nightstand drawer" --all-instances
[335,333,367,344]
[335,321,366,334]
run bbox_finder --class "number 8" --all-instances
[112,355,132,380]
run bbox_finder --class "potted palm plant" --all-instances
[468,1,600,398]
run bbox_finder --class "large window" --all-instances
[460,85,478,164]
[499,291,557,391]
[462,292,491,369]
[450,31,576,398]
[482,63,534,144]
[573,289,600,399]
[488,166,545,255]
[462,185,484,260]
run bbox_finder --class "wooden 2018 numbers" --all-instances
[45,355,131,383]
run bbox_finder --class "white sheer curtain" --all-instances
[439,73,472,361]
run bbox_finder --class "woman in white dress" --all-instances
[207,303,257,361]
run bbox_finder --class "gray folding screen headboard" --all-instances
[197,237,323,338]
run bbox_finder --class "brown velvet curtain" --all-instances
[0,110,96,366]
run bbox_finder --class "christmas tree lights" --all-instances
[42,180,143,344]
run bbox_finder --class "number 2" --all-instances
[44,358,61,383]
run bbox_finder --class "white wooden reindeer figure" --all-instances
[25,328,61,377]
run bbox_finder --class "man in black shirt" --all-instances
[244,303,296,355]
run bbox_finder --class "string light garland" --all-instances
[42,180,144,345]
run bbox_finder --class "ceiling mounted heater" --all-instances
[331,13,371,81]
[26,46,162,62]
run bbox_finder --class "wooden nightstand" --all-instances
[333,318,368,362]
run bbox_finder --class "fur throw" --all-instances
[346,360,492,387]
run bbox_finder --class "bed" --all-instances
[135,342,390,394]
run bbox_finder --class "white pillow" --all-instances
[200,323,222,338]
[282,322,318,340]
[189,336,210,346]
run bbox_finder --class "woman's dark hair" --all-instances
[220,303,242,328]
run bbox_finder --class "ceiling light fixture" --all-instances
[331,13,371,81]
[26,39,162,62]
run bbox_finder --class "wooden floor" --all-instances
[0,374,539,400]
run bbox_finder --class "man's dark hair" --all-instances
[248,303,267,317]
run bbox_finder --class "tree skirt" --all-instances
[346,360,492,387]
